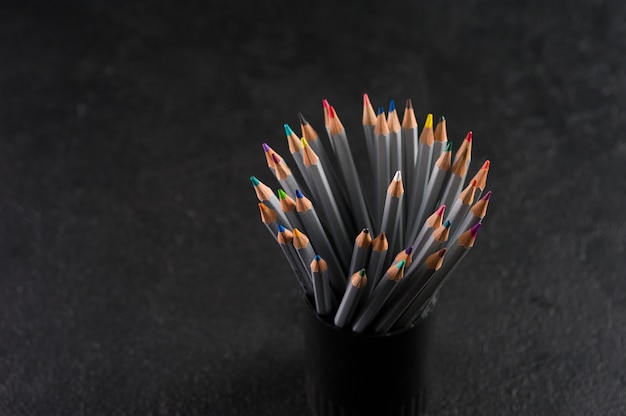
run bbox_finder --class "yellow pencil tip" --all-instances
[301,137,308,147]
[424,113,433,128]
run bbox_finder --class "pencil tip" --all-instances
[298,112,308,125]
[389,99,395,112]
[363,93,370,106]
[393,170,402,181]
[424,113,433,128]
[405,246,413,254]
[271,153,280,163]
[397,260,406,269]
[377,106,385,115]
[445,142,453,151]
[322,99,330,109]
[443,220,451,228]
[482,191,492,201]
[277,188,287,199]
[359,269,366,276]
[362,227,369,233]
[278,224,286,232]
[436,205,446,216]
[406,98,413,109]
[466,131,473,141]
[483,160,490,168]
[295,189,303,198]
[314,254,322,261]
[301,137,308,147]
[438,248,447,257]
[439,115,445,122]
[250,176,260,186]
[262,143,271,152]
[470,222,481,236]
[328,105,336,118]
[284,123,294,137]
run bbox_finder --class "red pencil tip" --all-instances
[438,248,446,257]
[322,99,330,109]
[328,105,336,118]
[363,93,370,106]
[483,160,490,168]
[465,131,473,141]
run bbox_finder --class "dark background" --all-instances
[1,0,625,415]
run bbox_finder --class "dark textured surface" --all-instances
[1,1,625,415]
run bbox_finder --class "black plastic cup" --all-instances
[303,301,433,416]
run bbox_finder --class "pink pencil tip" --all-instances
[436,205,446,215]
[322,99,330,108]
[482,191,492,200]
[271,153,281,163]
[363,93,370,105]
[470,222,481,236]
[483,160,490,168]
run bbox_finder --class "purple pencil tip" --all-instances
[405,246,413,254]
[470,222,481,236]
[482,191,492,201]
[262,143,271,152]
[271,153,281,163]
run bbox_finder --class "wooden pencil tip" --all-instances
[295,189,303,198]
[405,246,413,254]
[377,106,385,115]
[424,113,433,128]
[443,220,451,228]
[482,191,492,200]
[465,131,473,141]
[363,93,370,105]
[470,222,481,236]
[297,112,307,126]
[439,115,445,122]
[328,105,336,118]
[284,123,294,137]
[438,248,446,257]
[436,205,446,216]
[322,99,330,108]
[250,176,260,186]
[262,143,271,152]
[271,153,281,163]
[389,99,396,112]
[483,160,490,168]
[406,98,413,109]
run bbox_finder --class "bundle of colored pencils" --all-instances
[251,95,491,334]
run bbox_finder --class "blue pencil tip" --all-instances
[389,99,395,112]
[295,189,303,198]
[377,106,385,115]
[277,224,286,232]
[443,220,451,228]
[314,254,322,261]
[284,123,294,136]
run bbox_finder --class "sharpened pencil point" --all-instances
[465,131,473,142]
[278,224,286,232]
[262,143,271,152]
[377,106,385,115]
[322,99,330,109]
[405,246,413,254]
[328,105,336,118]
[470,222,481,236]
[295,189,303,198]
[277,189,287,199]
[482,191,492,201]
[483,160,490,168]
[389,99,396,112]
[250,176,260,186]
[424,114,433,128]
[406,98,413,109]
[439,115,445,122]
[314,254,322,261]
[396,260,406,269]
[443,220,451,228]
[363,93,371,106]
[300,137,308,147]
[359,269,366,277]
[438,248,446,257]
[284,123,294,137]
[445,142,453,151]
[271,153,280,163]
[436,205,446,216]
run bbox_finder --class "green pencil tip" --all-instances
[277,189,287,199]
[359,269,366,276]
[250,176,260,186]
[397,260,405,269]
[445,142,453,151]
